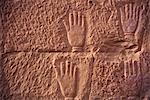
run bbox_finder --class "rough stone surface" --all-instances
[0,0,150,100]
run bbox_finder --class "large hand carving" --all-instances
[63,11,86,52]
[54,60,77,100]
[119,2,147,51]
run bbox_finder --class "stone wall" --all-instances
[0,0,150,100]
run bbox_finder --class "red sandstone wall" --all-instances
[0,0,150,100]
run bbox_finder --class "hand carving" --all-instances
[54,60,77,99]
[63,11,86,52]
[123,60,142,97]
[124,60,141,79]
[119,2,147,51]
[120,3,139,34]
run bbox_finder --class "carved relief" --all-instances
[1,0,150,99]
[53,60,77,99]
[118,1,148,52]
[122,59,142,98]
[119,51,150,99]
[64,11,86,52]
[53,53,93,100]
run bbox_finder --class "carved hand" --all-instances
[124,60,141,79]
[54,60,77,99]
[120,3,139,36]
[63,11,86,52]
[123,60,142,97]
[119,2,147,51]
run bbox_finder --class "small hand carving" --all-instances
[63,11,86,52]
[124,60,141,79]
[54,60,77,99]
[123,60,142,97]
[120,3,139,34]
[119,2,147,51]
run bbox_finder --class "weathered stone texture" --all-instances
[0,0,150,100]
[2,52,93,99]
[2,52,64,99]
[90,52,150,99]
[2,0,70,52]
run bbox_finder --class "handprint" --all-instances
[120,3,139,35]
[119,2,147,51]
[123,59,142,97]
[54,60,77,100]
[63,11,86,52]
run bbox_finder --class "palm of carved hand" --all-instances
[54,61,77,98]
[64,11,85,49]
[122,19,138,34]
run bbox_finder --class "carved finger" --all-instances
[73,66,77,78]
[139,4,146,22]
[69,62,73,77]
[129,3,133,19]
[133,3,136,19]
[140,58,145,74]
[81,15,85,27]
[65,60,69,75]
[60,62,65,77]
[125,4,129,19]
[137,61,141,76]
[133,60,138,75]
[131,60,134,75]
[135,5,140,21]
[78,12,81,26]
[63,20,69,32]
[128,60,132,76]
[124,61,128,78]
[120,6,125,22]
[69,13,73,27]
[127,61,130,78]
[73,11,77,25]
[132,60,135,75]
[54,66,61,79]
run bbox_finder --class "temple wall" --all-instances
[0,0,150,100]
